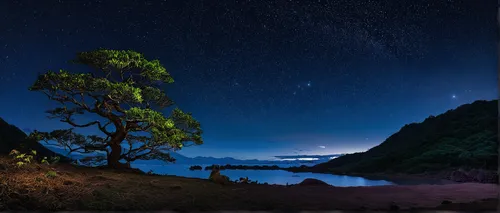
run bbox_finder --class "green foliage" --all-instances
[10,149,35,167]
[9,149,61,167]
[41,157,49,165]
[46,171,57,178]
[28,49,203,167]
[15,153,33,163]
[16,162,25,167]
[29,70,153,105]
[75,49,174,83]
[125,107,203,149]
[315,100,498,174]
[41,156,61,165]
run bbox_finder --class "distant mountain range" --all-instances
[43,145,339,166]
[274,154,343,161]
[160,153,341,165]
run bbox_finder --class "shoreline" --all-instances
[192,164,497,185]
[287,169,499,185]
[285,169,456,184]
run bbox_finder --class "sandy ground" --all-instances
[0,160,498,211]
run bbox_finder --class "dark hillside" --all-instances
[0,117,69,161]
[314,100,498,174]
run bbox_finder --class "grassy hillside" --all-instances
[0,118,69,162]
[314,100,498,174]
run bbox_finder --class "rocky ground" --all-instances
[0,157,497,211]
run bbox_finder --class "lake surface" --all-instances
[132,163,395,187]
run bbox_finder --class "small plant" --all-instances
[10,149,35,167]
[235,176,259,184]
[10,149,60,167]
[46,171,57,178]
[237,177,250,184]
[52,156,61,164]
[16,161,25,167]
[41,156,61,165]
[9,149,20,156]
[41,157,49,165]
[16,153,34,163]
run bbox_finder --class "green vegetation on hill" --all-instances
[314,100,498,174]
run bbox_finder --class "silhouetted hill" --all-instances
[314,100,498,174]
[0,117,70,161]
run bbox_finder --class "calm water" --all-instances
[132,163,395,187]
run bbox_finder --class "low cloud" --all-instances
[318,145,326,149]
[293,148,311,153]
[274,154,342,159]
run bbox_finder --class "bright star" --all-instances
[452,95,457,99]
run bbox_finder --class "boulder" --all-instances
[208,167,231,185]
[298,178,330,186]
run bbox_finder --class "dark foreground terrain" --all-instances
[0,157,497,211]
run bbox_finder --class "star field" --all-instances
[0,0,497,159]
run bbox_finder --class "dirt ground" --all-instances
[0,159,497,211]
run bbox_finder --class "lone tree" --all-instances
[29,49,203,169]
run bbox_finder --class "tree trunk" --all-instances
[107,135,130,169]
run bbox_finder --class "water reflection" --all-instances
[132,163,394,187]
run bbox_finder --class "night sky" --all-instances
[0,0,497,160]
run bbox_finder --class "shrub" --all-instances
[46,170,57,178]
